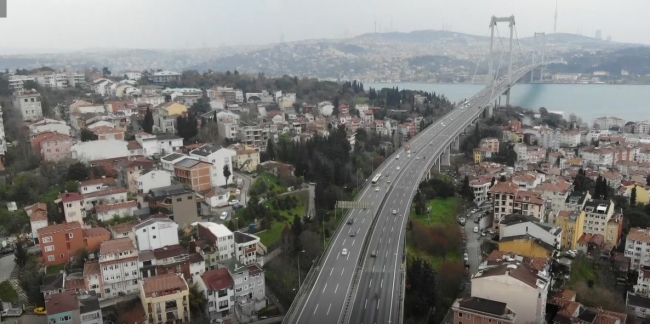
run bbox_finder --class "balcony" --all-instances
[165,300,178,311]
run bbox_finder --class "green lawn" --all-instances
[46,263,66,275]
[251,173,288,196]
[568,257,599,286]
[0,281,19,302]
[256,191,309,246]
[410,197,462,226]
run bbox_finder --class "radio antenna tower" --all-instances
[553,0,558,33]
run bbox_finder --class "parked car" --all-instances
[473,226,479,233]
[220,212,228,220]
[232,204,244,210]
[463,253,469,261]
[228,199,239,206]
[33,307,46,315]
[235,189,241,195]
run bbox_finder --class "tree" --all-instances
[460,176,474,201]
[490,177,496,188]
[80,128,98,142]
[223,165,231,185]
[266,139,276,161]
[102,67,111,77]
[499,175,507,182]
[631,185,638,207]
[14,241,28,267]
[646,174,650,186]
[142,107,154,133]
[291,215,304,252]
[23,80,39,90]
[67,162,90,181]
[176,112,199,140]
[190,96,211,114]
[188,283,208,322]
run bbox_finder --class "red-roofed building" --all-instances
[59,192,84,224]
[92,126,124,141]
[25,202,48,244]
[95,201,138,222]
[38,222,84,266]
[82,227,111,252]
[195,268,234,320]
[31,132,75,161]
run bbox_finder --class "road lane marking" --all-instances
[347,252,350,260]
[391,227,394,232]
[341,268,344,276]
[342,239,346,245]
[330,268,333,276]
[326,303,332,315]
[386,251,388,257]
[372,265,375,272]
[313,304,319,315]
[337,253,340,260]
[400,200,403,204]
[369,279,372,287]
[383,265,386,272]
[381,279,384,288]
[362,218,366,224]
[388,238,391,244]
[352,239,355,246]
[377,299,380,310]
[379,238,382,243]
[365,299,367,309]
[335,284,339,294]
[383,227,385,232]
[322,284,327,293]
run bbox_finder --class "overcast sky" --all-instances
[1,0,648,53]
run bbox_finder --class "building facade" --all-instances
[141,274,190,323]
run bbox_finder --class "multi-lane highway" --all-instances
[285,64,542,324]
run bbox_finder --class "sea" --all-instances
[365,83,650,123]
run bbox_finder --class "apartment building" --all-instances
[626,228,650,268]
[234,232,261,265]
[593,116,625,130]
[135,132,184,157]
[488,181,519,229]
[471,262,549,323]
[45,291,103,324]
[82,227,111,252]
[136,170,172,195]
[479,137,500,153]
[452,297,516,324]
[38,222,84,266]
[99,238,140,298]
[564,191,591,212]
[13,90,43,121]
[238,125,270,150]
[216,114,240,140]
[151,71,181,84]
[470,177,492,206]
[582,199,615,241]
[512,190,546,221]
[108,221,139,245]
[189,144,236,187]
[25,202,48,244]
[219,259,267,317]
[195,268,234,321]
[228,144,260,173]
[174,158,213,193]
[146,185,199,227]
[627,292,650,321]
[141,274,190,323]
[95,201,138,222]
[560,130,582,147]
[133,218,180,251]
[554,210,585,250]
[197,222,235,261]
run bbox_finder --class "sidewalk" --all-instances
[9,267,30,306]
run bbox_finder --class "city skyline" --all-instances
[1,0,648,54]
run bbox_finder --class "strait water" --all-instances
[366,83,650,123]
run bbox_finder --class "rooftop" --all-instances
[78,177,116,187]
[455,296,510,317]
[627,227,650,243]
[133,217,175,231]
[190,144,223,157]
[95,201,137,213]
[60,192,84,202]
[148,184,193,198]
[161,153,186,162]
[82,227,110,237]
[201,268,234,291]
[38,221,81,237]
[174,157,206,169]
[45,291,78,314]
[109,220,140,234]
[82,187,128,199]
[488,181,519,195]
[83,260,101,276]
[142,273,188,298]
[100,237,135,256]
[153,244,187,260]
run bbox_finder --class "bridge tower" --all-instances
[488,15,516,106]
[531,32,546,82]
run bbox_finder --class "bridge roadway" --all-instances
[286,64,541,324]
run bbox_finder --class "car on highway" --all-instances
[396,155,400,159]
[220,212,228,220]
[347,218,355,225]
[471,208,478,213]
[370,250,377,257]
[33,307,46,315]
[392,209,397,215]
[473,226,479,233]
[350,230,357,237]
[396,166,401,171]
[474,217,480,224]
[228,199,239,206]
[341,248,348,256]
[375,187,380,192]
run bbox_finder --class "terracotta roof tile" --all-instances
[201,268,234,291]
[79,177,116,187]
[627,227,650,243]
[83,227,110,237]
[100,237,135,256]
[38,222,81,236]
[142,273,188,298]
[83,261,101,276]
[95,201,137,213]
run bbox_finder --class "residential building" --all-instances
[70,140,131,161]
[189,144,236,187]
[197,222,235,261]
[216,114,240,140]
[632,265,650,297]
[194,268,234,321]
[470,177,493,206]
[203,187,230,209]
[91,126,124,141]
[582,199,615,242]
[95,201,138,222]
[82,187,128,211]
[498,213,561,252]
[45,291,103,324]
[451,297,516,324]
[151,71,181,84]
[238,125,269,149]
[549,293,627,323]
[135,132,184,157]
[512,190,546,221]
[488,181,519,229]
[627,292,650,321]
[25,202,48,244]
[470,261,550,323]
[136,170,172,195]
[153,244,190,279]
[189,253,206,280]
[108,221,139,245]
[146,185,199,227]
[533,178,572,218]
[99,238,140,298]
[133,218,179,251]
[560,130,582,147]
[35,132,75,161]
[59,192,85,225]
[480,137,500,153]
[82,227,111,252]
[25,118,69,136]
[619,183,650,205]
[593,116,625,130]
[626,228,650,268]
[38,222,84,266]
[554,210,586,250]
[564,191,591,212]
[498,235,555,258]
[78,178,117,195]
[258,161,295,179]
[219,259,267,318]
[174,158,213,193]
[228,144,260,173]
[234,231,261,265]
[82,261,102,299]
[140,274,190,323]
[161,153,188,173]
[13,90,43,121]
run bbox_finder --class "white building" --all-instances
[582,199,615,238]
[194,268,234,321]
[123,71,142,81]
[27,119,71,137]
[71,140,131,162]
[234,232,261,265]
[625,228,650,268]
[216,112,240,140]
[471,262,550,323]
[513,143,528,161]
[189,145,236,187]
[134,132,183,157]
[499,214,562,250]
[133,95,165,107]
[95,201,138,222]
[13,90,43,121]
[197,222,235,261]
[98,238,140,298]
[78,178,117,195]
[160,153,190,173]
[636,150,650,164]
[25,203,48,243]
[92,78,117,97]
[627,292,650,321]
[0,105,6,156]
[559,131,582,147]
[593,116,625,130]
[470,177,492,206]
[136,170,172,194]
[133,218,179,252]
[7,74,35,91]
[151,71,181,84]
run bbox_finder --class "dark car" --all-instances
[474,217,480,224]
[350,230,357,237]
[347,218,355,225]
[232,204,244,210]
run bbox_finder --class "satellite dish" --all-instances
[340,117,346,125]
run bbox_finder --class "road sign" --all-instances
[336,201,371,209]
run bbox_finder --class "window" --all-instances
[42,236,53,243]
[48,255,55,261]
[177,198,182,202]
[68,233,73,238]
[153,235,157,239]
[45,245,55,252]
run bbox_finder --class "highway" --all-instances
[285,64,541,324]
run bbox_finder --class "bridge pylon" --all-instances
[531,32,546,82]
[488,15,515,106]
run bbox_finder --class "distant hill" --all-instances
[354,30,486,44]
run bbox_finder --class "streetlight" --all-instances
[298,250,306,289]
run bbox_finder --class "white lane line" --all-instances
[389,238,391,244]
[335,284,339,294]
[369,279,372,287]
[391,227,394,233]
[379,238,382,243]
[362,218,366,224]
[314,304,319,315]
[352,239,356,246]
[400,200,403,204]
[383,265,386,272]
[341,268,344,276]
[365,299,368,309]
[383,227,385,232]
[330,268,333,276]
[337,253,340,260]
[342,239,346,245]
[322,284,327,294]
[347,252,350,260]
[327,303,332,315]
[386,251,388,257]
[381,279,384,288]
[372,265,375,272]
[377,299,380,310]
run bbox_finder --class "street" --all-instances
[0,254,16,282]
